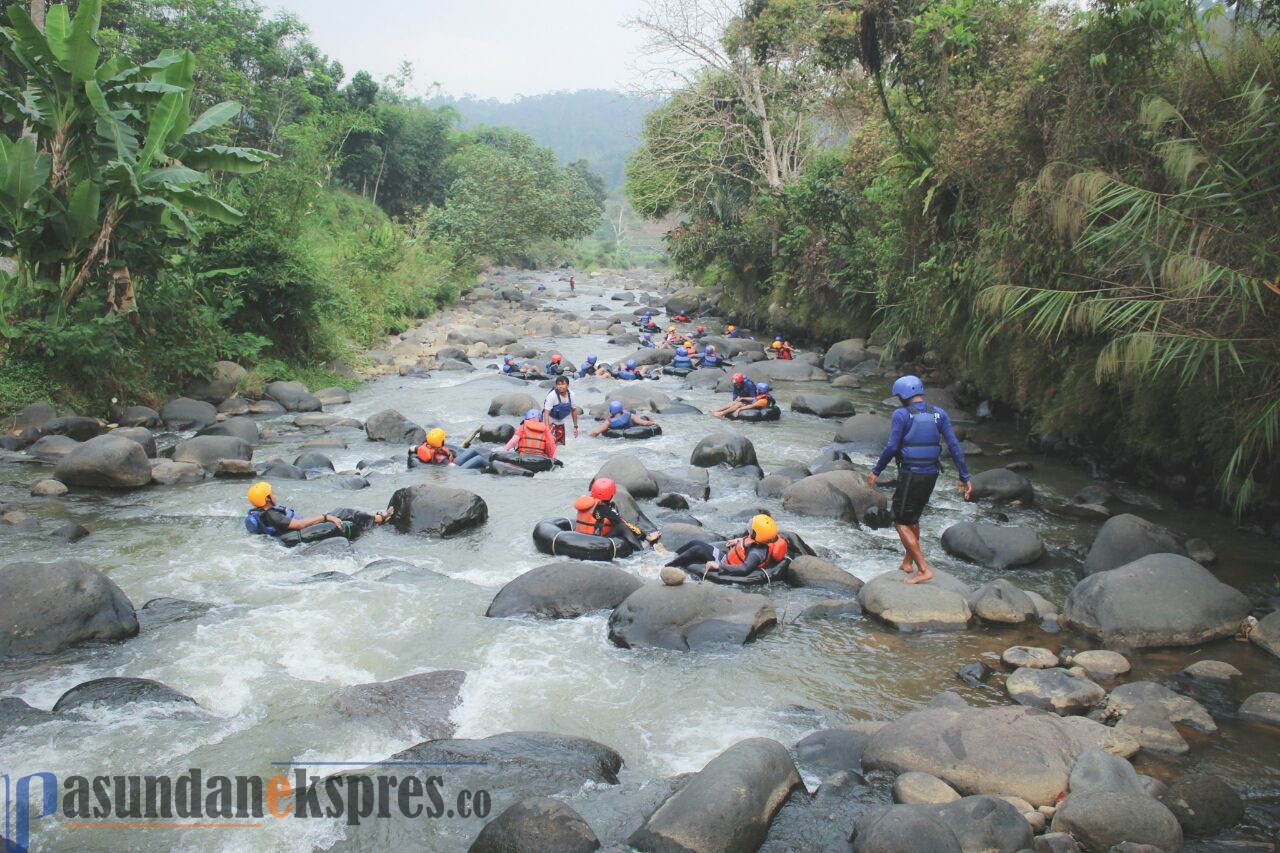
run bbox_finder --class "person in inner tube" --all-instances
[503,409,557,458]
[664,514,788,577]
[574,477,661,547]
[578,354,611,378]
[244,481,394,538]
[501,354,540,376]
[713,381,773,418]
[590,400,657,436]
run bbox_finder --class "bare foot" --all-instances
[899,560,914,574]
[905,566,933,584]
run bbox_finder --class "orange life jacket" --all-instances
[415,444,455,464]
[573,496,614,536]
[723,536,789,567]
[516,419,550,456]
[778,346,793,360]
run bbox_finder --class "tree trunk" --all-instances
[29,0,45,31]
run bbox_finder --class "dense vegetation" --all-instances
[0,0,603,413]
[626,0,1280,515]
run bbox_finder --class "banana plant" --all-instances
[0,0,275,326]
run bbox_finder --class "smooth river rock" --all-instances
[333,670,465,741]
[0,560,138,656]
[52,676,198,714]
[690,433,758,468]
[470,797,599,853]
[1249,609,1280,659]
[1006,667,1105,715]
[940,522,1044,569]
[390,484,488,537]
[859,569,972,631]
[783,555,864,594]
[967,579,1037,625]
[486,562,643,619]
[782,470,890,528]
[607,584,777,651]
[1081,513,1186,576]
[968,468,1035,505]
[53,434,152,489]
[853,796,1033,853]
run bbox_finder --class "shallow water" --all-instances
[2,269,1279,851]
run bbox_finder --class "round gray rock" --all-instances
[859,569,972,632]
[470,797,599,853]
[486,563,643,620]
[1081,513,1186,576]
[1006,668,1105,715]
[968,579,1037,625]
[0,560,138,655]
[53,434,152,489]
[1002,646,1059,669]
[941,522,1044,569]
[893,772,960,805]
[607,584,777,651]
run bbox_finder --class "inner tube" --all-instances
[683,559,789,586]
[602,425,663,440]
[532,518,635,562]
[275,521,349,548]
[729,405,782,422]
[665,366,692,377]
[509,372,548,382]
[489,451,562,473]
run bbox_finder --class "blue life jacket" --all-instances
[671,354,693,369]
[702,354,720,367]
[579,365,596,378]
[608,411,633,429]
[502,364,515,374]
[639,339,655,348]
[898,404,942,472]
[616,369,638,380]
[245,506,295,536]
[733,379,757,399]
[545,363,563,375]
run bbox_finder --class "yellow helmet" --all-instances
[772,341,782,349]
[727,325,736,332]
[247,481,273,508]
[668,326,676,332]
[427,428,446,448]
[750,514,779,543]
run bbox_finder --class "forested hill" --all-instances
[428,90,660,193]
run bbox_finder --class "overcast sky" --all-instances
[260,0,652,100]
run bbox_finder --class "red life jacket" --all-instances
[415,444,454,464]
[778,347,793,360]
[517,419,550,456]
[574,496,613,536]
[723,537,788,567]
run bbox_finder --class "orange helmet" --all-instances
[591,478,617,501]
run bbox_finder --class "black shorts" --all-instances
[892,471,938,526]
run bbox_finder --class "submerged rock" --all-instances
[607,584,776,651]
[333,670,465,740]
[486,562,642,619]
[52,677,199,715]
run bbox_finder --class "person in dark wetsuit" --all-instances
[573,477,660,548]
[664,514,788,577]
[867,375,972,584]
[590,400,656,436]
[244,481,393,540]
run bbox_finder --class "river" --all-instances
[1,268,1278,851]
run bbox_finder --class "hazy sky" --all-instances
[260,0,652,100]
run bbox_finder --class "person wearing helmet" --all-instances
[665,514,788,576]
[504,409,556,458]
[615,358,641,381]
[673,309,690,322]
[573,477,660,547]
[772,338,794,360]
[545,353,565,376]
[640,314,660,333]
[501,353,539,376]
[578,354,608,379]
[591,399,657,436]
[699,345,720,368]
[693,324,707,339]
[409,427,456,467]
[868,375,972,584]
[542,375,579,445]
[709,373,758,417]
[726,325,741,338]
[639,332,656,349]
[244,481,393,540]
[670,347,694,371]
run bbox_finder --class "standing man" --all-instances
[542,375,579,446]
[867,375,972,584]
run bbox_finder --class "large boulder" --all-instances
[968,468,1035,505]
[629,738,801,853]
[1006,668,1106,715]
[27,434,80,462]
[863,701,1137,807]
[967,579,1038,625]
[651,466,710,500]
[824,338,873,372]
[690,433,757,468]
[791,394,856,419]
[793,728,869,776]
[782,470,890,528]
[1052,792,1182,852]
[160,397,217,431]
[40,415,103,442]
[488,392,538,417]
[941,523,1044,569]
[0,560,138,655]
[1081,514,1187,576]
[264,380,322,412]
[594,456,659,498]
[390,484,488,537]
[853,796,1033,853]
[834,413,890,448]
[1064,554,1251,648]
[784,555,863,595]
[365,409,426,445]
[1250,609,1280,659]
[608,584,777,651]
[859,569,972,631]
[333,670,465,741]
[470,797,600,853]
[185,360,246,403]
[109,426,157,458]
[117,405,160,428]
[486,563,643,619]
[172,435,253,472]
[53,434,152,489]
[1160,775,1244,838]
[198,416,260,444]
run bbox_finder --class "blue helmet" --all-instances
[503,354,513,362]
[758,382,771,394]
[609,400,624,414]
[626,358,637,369]
[704,346,714,355]
[676,347,688,356]
[775,336,783,342]
[586,354,597,363]
[892,375,925,401]
[523,408,541,421]
[642,312,651,319]
[643,333,652,340]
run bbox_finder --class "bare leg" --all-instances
[900,523,933,583]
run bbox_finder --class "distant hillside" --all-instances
[428,89,660,193]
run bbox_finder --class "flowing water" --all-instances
[2,269,1278,851]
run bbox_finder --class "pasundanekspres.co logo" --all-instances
[3,761,491,852]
